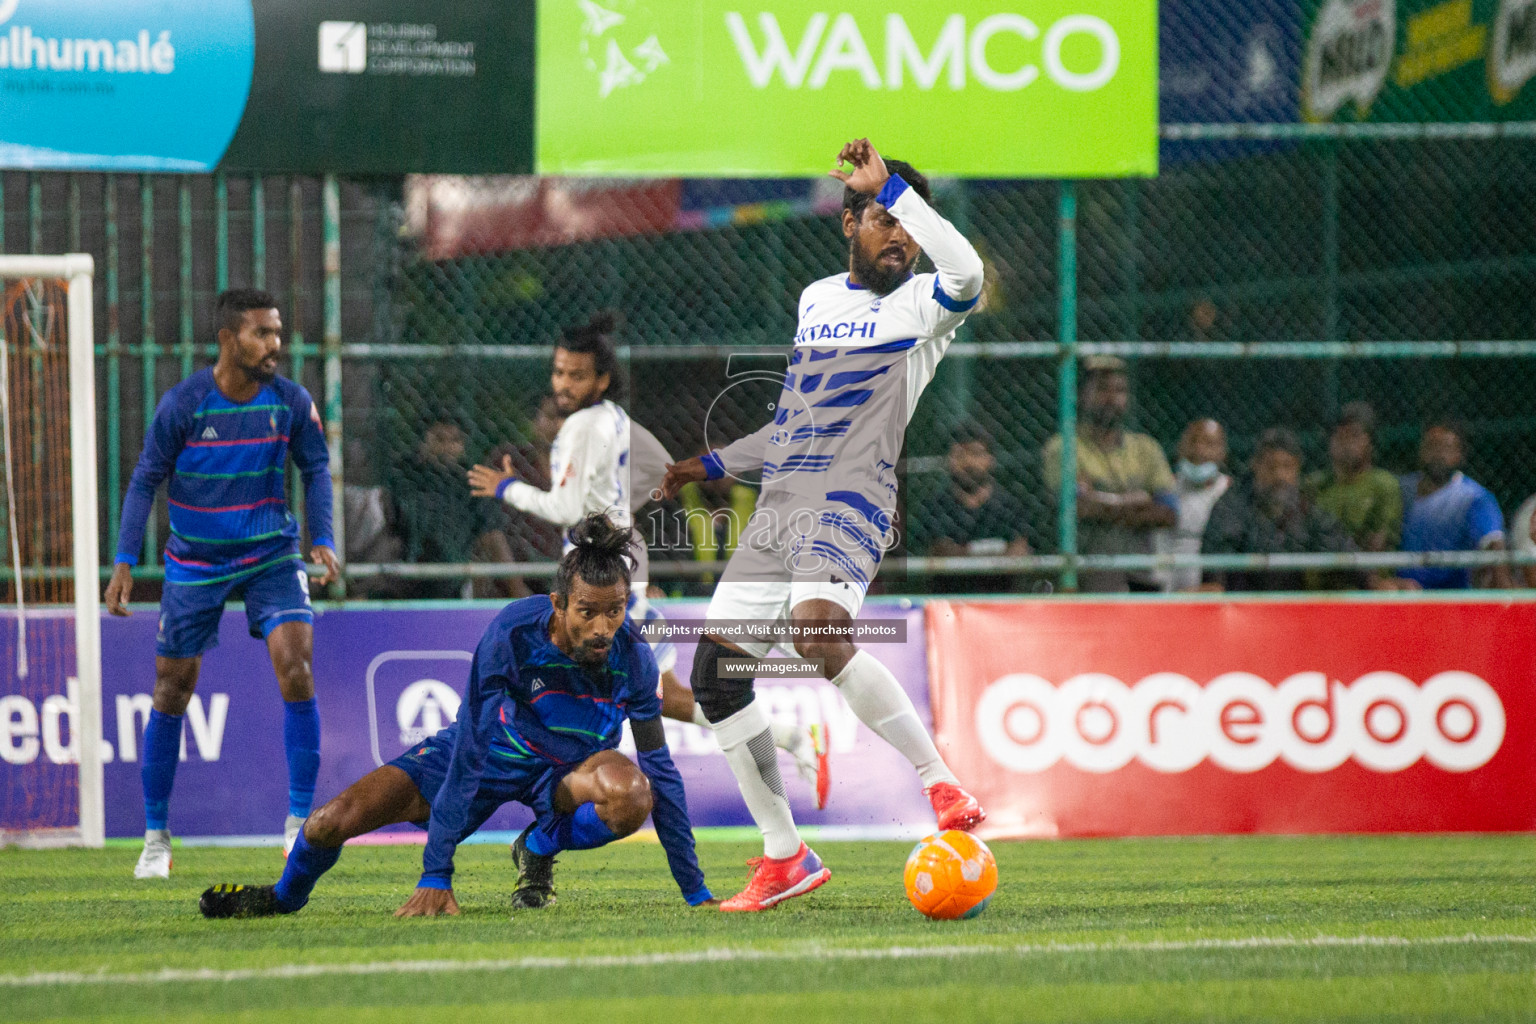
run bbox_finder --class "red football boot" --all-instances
[925,782,986,832]
[719,842,831,912]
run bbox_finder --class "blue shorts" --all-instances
[388,724,578,837]
[156,556,313,659]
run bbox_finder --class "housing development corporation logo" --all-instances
[577,0,669,98]
[977,670,1505,774]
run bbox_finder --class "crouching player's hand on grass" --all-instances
[394,886,461,917]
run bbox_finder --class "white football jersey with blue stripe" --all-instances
[714,175,984,541]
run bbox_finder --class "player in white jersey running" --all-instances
[662,139,986,912]
[467,314,827,806]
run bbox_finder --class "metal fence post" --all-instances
[322,175,347,597]
[215,172,229,294]
[105,176,121,549]
[1057,180,1079,592]
[178,181,194,378]
[139,175,158,568]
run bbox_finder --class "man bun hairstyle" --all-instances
[553,512,635,600]
[558,310,623,399]
[216,288,278,335]
[844,158,932,222]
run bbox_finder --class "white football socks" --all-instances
[832,649,957,788]
[712,698,801,859]
[693,698,801,757]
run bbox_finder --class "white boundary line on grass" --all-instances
[5,933,1535,988]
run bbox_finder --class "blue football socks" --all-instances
[283,698,321,819]
[273,829,341,912]
[141,709,182,831]
[526,802,618,855]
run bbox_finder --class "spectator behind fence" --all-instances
[1200,427,1379,593]
[1042,357,1176,592]
[1305,402,1402,553]
[1152,418,1232,592]
[910,421,1031,593]
[341,439,404,600]
[1510,490,1536,588]
[677,447,758,585]
[393,419,523,600]
[1398,419,1511,589]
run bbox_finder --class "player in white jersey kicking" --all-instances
[662,139,986,911]
[466,313,827,808]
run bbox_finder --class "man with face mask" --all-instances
[1398,419,1511,589]
[1152,418,1231,592]
[1200,427,1375,592]
[1042,357,1178,592]
[910,420,1031,593]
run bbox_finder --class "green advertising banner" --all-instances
[536,0,1159,177]
[1301,0,1536,120]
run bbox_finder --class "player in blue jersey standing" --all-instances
[105,289,338,879]
[198,514,713,917]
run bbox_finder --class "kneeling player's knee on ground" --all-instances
[691,638,754,723]
[594,764,652,835]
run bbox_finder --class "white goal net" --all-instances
[0,255,102,848]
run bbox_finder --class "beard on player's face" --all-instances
[239,345,278,384]
[849,229,917,296]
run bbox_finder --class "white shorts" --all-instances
[703,490,879,658]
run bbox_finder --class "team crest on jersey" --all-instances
[269,413,278,431]
[870,298,882,312]
[201,426,218,440]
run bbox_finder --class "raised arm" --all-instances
[831,138,985,329]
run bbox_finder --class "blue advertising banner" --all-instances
[0,0,254,171]
[2,601,933,840]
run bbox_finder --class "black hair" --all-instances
[844,158,932,223]
[1078,355,1129,393]
[557,311,623,400]
[1335,401,1377,440]
[950,418,993,448]
[552,513,635,601]
[1424,416,1469,447]
[1254,426,1303,462]
[216,288,278,335]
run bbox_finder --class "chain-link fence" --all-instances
[4,126,1535,598]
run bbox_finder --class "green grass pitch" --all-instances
[2,834,1534,1022]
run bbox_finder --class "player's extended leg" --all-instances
[791,599,983,832]
[510,750,654,908]
[659,670,829,808]
[266,620,321,854]
[200,765,430,919]
[133,655,200,879]
[693,635,830,911]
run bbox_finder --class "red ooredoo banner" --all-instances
[926,599,1536,838]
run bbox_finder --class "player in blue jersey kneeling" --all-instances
[199,513,714,918]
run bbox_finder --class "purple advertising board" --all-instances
[2,600,931,840]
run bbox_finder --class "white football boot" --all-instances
[133,828,173,879]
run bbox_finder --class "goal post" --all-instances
[0,254,102,848]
